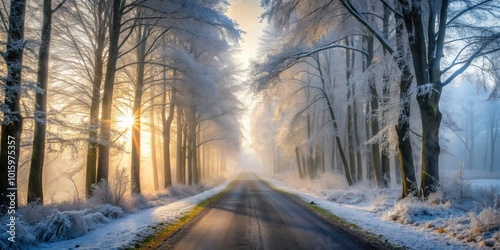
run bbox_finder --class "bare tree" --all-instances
[28,0,68,204]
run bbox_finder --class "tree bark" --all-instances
[192,122,199,184]
[0,0,27,215]
[365,102,375,184]
[85,0,107,197]
[187,115,193,185]
[150,86,159,191]
[176,107,183,184]
[394,13,418,197]
[130,23,147,195]
[417,87,442,197]
[162,69,175,188]
[365,34,385,188]
[399,0,449,197]
[353,91,363,182]
[97,0,124,183]
[346,39,356,183]
[28,0,53,204]
[295,147,304,179]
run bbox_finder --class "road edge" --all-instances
[257,175,406,250]
[132,179,237,250]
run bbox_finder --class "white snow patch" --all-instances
[25,180,231,250]
[262,173,500,250]
[470,179,500,189]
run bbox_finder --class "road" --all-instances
[157,172,375,250]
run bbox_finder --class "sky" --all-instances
[226,0,267,153]
[226,0,267,70]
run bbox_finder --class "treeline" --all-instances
[0,0,242,214]
[251,0,500,198]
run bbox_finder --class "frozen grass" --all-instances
[271,170,500,249]
[0,176,229,250]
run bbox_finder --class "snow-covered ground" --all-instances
[35,180,231,249]
[3,172,498,249]
[263,173,500,249]
[469,179,500,189]
[1,180,232,250]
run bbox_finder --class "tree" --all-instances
[0,0,27,215]
[47,0,111,197]
[161,68,175,187]
[260,0,500,197]
[96,0,126,184]
[27,0,67,204]
[484,99,500,172]
[394,0,500,196]
[82,0,109,196]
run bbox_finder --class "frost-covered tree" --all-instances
[27,0,68,204]
[0,0,27,214]
[258,0,500,197]
[47,0,111,197]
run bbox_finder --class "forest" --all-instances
[0,0,500,249]
[0,0,243,211]
[251,0,500,197]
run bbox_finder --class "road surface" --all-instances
[157,172,375,249]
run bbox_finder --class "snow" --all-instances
[261,173,500,249]
[4,172,499,249]
[13,180,232,250]
[470,179,500,189]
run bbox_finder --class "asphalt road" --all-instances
[159,172,373,250]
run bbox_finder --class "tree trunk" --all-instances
[490,135,496,173]
[192,122,199,185]
[197,124,202,181]
[365,102,375,184]
[394,13,418,197]
[381,64,391,187]
[365,34,385,188]
[306,111,316,179]
[182,115,188,184]
[176,107,183,184]
[0,0,27,215]
[379,0,392,188]
[331,141,336,172]
[97,0,124,183]
[162,69,175,188]
[149,87,159,191]
[490,110,498,172]
[28,0,53,204]
[130,23,148,195]
[187,126,193,185]
[353,94,363,182]
[346,39,356,184]
[399,0,447,197]
[395,76,418,197]
[295,147,304,179]
[85,0,107,197]
[417,86,442,197]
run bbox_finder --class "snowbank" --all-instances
[0,179,232,250]
[263,173,500,249]
[31,179,231,249]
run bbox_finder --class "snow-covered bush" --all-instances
[88,168,130,208]
[0,203,125,248]
[443,207,500,247]
[34,210,108,242]
[382,196,452,225]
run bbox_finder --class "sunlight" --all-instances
[116,113,135,129]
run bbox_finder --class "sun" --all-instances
[117,113,136,129]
